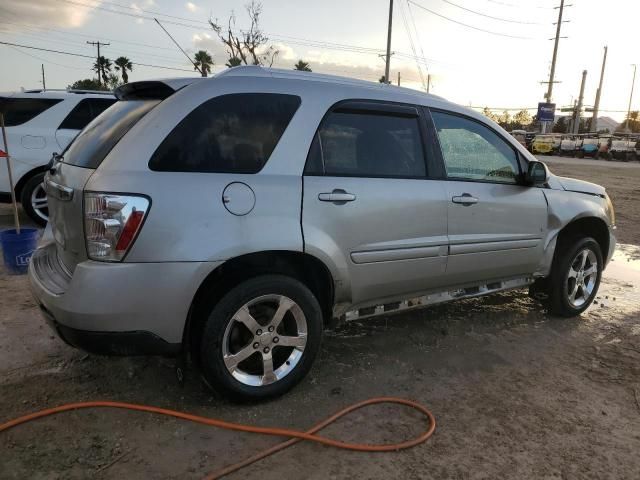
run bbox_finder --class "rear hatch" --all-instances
[46,80,196,272]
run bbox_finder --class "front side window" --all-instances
[1,98,62,127]
[431,111,519,184]
[306,110,426,178]
[149,93,301,173]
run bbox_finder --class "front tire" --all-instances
[199,275,323,401]
[546,236,603,317]
[20,172,48,226]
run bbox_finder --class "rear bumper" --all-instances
[40,305,180,355]
[29,242,222,354]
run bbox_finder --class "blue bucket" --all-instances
[0,228,39,275]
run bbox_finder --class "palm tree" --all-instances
[226,56,243,68]
[293,60,311,72]
[193,50,214,77]
[92,56,112,86]
[114,56,133,84]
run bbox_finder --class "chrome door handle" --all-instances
[452,193,478,206]
[318,190,356,203]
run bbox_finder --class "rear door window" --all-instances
[58,98,117,130]
[62,100,159,169]
[149,93,301,173]
[305,108,427,178]
[1,98,62,126]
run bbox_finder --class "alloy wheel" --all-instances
[222,294,307,387]
[30,182,49,222]
[566,248,598,308]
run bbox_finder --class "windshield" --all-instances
[62,100,159,169]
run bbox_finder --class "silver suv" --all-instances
[29,67,616,401]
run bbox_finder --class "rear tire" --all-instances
[199,275,323,401]
[546,236,603,317]
[20,172,48,226]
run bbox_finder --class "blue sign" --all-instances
[537,102,556,123]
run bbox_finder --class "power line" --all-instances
[398,0,427,90]
[407,0,537,39]
[484,0,554,9]
[6,45,86,70]
[1,29,188,64]
[441,0,543,25]
[0,40,194,72]
[0,20,179,52]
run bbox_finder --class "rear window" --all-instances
[1,98,62,126]
[149,93,301,173]
[58,98,117,130]
[62,100,158,169]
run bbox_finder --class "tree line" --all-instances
[69,1,313,91]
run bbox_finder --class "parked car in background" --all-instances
[532,134,560,155]
[510,129,527,148]
[0,89,116,225]
[524,132,537,152]
[559,134,579,156]
[610,135,638,161]
[29,67,616,401]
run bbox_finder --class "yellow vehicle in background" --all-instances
[532,134,561,155]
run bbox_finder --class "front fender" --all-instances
[536,189,613,276]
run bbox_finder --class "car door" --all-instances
[302,101,449,306]
[428,109,548,285]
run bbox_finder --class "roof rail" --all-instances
[22,88,113,95]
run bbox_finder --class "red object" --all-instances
[115,209,145,252]
[0,149,7,158]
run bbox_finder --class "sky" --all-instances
[0,0,638,122]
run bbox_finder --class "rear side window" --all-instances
[62,100,159,169]
[59,98,116,130]
[1,98,62,126]
[149,93,301,173]
[306,110,426,178]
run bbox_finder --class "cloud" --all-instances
[0,0,99,30]
[186,2,198,12]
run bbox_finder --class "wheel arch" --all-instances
[183,250,335,361]
[556,216,610,262]
[14,165,48,199]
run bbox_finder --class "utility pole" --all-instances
[427,73,431,93]
[384,0,394,84]
[41,64,46,91]
[591,46,607,133]
[86,41,109,87]
[626,64,637,132]
[541,0,569,133]
[573,70,587,135]
[397,71,401,86]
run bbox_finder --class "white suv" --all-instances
[0,89,116,224]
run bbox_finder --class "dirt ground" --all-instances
[1,157,640,479]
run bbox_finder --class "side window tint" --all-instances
[59,99,93,130]
[2,98,62,127]
[89,98,116,120]
[149,93,301,173]
[431,111,519,184]
[308,110,426,178]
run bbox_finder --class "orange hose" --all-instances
[0,397,436,479]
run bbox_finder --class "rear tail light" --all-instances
[84,193,150,261]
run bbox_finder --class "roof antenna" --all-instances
[154,18,203,76]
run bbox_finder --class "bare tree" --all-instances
[209,1,279,67]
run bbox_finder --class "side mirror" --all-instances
[525,161,548,186]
